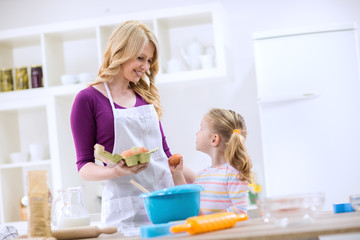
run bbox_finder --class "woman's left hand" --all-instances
[112,160,150,177]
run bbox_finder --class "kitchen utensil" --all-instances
[52,186,90,228]
[181,39,204,70]
[78,72,96,84]
[130,179,149,193]
[17,225,117,239]
[29,143,45,161]
[140,222,178,238]
[139,184,204,224]
[163,58,181,73]
[257,192,325,227]
[171,212,248,235]
[350,194,360,211]
[61,74,79,85]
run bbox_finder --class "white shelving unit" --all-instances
[0,2,227,223]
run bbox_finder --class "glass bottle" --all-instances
[51,185,90,228]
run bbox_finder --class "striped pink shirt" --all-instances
[194,163,249,215]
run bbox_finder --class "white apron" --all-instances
[101,82,174,230]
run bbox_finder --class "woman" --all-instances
[70,20,174,231]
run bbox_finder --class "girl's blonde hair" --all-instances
[91,20,163,118]
[207,108,253,183]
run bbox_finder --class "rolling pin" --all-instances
[18,225,117,239]
[171,212,248,235]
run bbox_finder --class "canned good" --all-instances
[31,65,43,88]
[15,66,29,90]
[1,68,14,92]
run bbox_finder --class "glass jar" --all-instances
[51,185,90,228]
[1,68,14,92]
[31,65,43,88]
[15,66,29,90]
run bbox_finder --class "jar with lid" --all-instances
[15,66,29,90]
[51,185,90,229]
[1,68,14,92]
[31,65,43,88]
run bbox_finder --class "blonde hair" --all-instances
[206,108,253,183]
[91,20,163,118]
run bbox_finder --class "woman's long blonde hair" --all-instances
[207,108,253,183]
[91,20,163,118]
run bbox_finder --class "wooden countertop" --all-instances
[91,211,360,240]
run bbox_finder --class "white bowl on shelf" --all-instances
[10,152,29,163]
[61,74,79,85]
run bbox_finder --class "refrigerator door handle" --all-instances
[257,92,320,103]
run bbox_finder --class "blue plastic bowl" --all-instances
[139,184,204,224]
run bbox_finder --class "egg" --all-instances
[121,149,137,158]
[137,147,149,153]
[169,153,181,166]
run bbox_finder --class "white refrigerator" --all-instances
[253,23,360,210]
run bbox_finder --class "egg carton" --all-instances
[94,144,158,167]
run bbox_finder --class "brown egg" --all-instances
[121,149,137,158]
[137,147,149,153]
[169,153,181,166]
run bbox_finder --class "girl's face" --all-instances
[119,42,154,83]
[196,116,213,154]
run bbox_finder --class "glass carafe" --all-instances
[51,185,90,228]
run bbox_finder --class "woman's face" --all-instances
[196,116,213,154]
[119,42,155,83]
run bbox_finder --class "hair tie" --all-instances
[233,129,240,134]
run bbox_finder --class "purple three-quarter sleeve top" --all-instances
[70,86,172,171]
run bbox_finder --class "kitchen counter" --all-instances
[89,211,360,240]
[6,211,360,240]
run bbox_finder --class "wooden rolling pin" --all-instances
[18,225,117,239]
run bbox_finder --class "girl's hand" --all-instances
[168,156,187,185]
[112,160,149,177]
[168,155,183,175]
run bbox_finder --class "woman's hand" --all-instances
[112,160,149,177]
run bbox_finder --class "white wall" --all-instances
[2,0,359,199]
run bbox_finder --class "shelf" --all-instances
[157,67,226,84]
[0,160,51,170]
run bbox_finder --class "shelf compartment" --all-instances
[155,12,215,75]
[43,27,98,87]
[97,19,154,67]
[0,106,49,165]
[0,34,42,69]
[0,168,24,222]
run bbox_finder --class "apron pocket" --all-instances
[102,196,135,228]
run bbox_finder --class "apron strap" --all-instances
[104,82,116,111]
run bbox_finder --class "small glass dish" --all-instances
[349,194,360,211]
[257,192,325,227]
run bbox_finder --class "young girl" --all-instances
[169,108,253,214]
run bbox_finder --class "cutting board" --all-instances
[18,225,117,239]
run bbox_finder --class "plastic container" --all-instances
[139,184,204,224]
[333,203,354,213]
[257,192,324,227]
[349,194,360,211]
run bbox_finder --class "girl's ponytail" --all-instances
[225,129,253,183]
[207,108,253,183]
